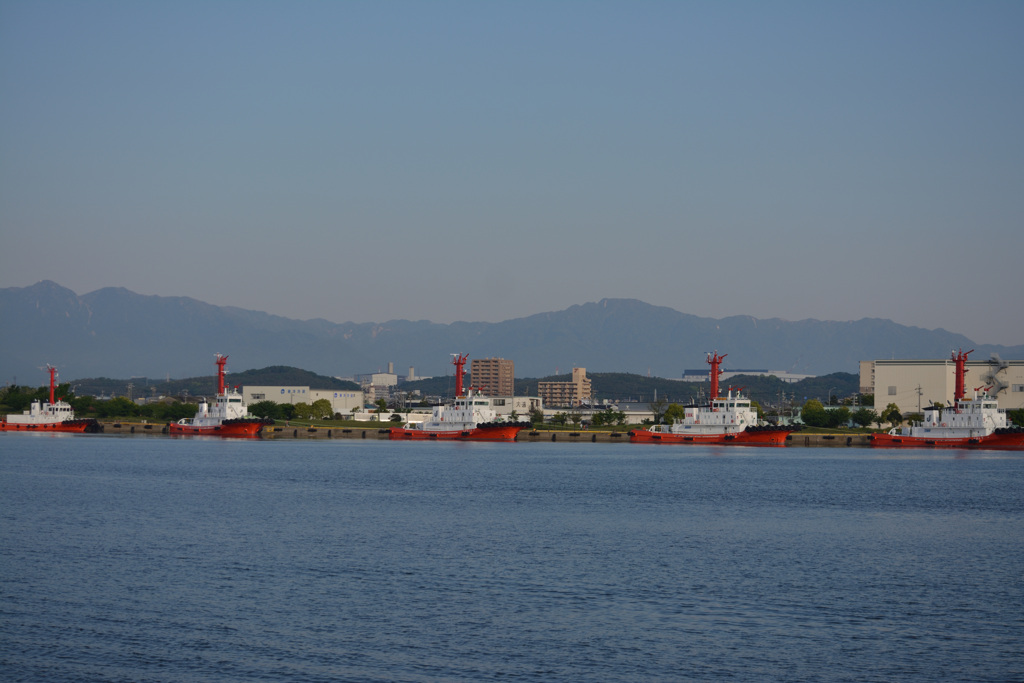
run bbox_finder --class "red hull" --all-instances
[629,427,793,446]
[168,421,264,438]
[0,419,100,433]
[869,432,1024,450]
[389,424,526,441]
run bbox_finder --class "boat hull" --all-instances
[0,418,101,433]
[168,419,265,438]
[629,426,793,446]
[869,430,1024,450]
[389,423,527,442]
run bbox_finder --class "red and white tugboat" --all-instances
[1,366,101,433]
[870,349,1024,450]
[389,354,531,441]
[168,354,267,438]
[629,352,796,446]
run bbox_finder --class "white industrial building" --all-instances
[861,355,1024,415]
[243,385,364,414]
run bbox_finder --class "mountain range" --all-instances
[2,281,1021,384]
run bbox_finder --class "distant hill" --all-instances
[70,366,360,400]
[2,281,1022,383]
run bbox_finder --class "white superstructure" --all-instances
[888,390,1006,440]
[5,396,76,426]
[406,388,502,432]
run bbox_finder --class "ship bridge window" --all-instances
[230,398,242,403]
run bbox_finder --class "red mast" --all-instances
[216,354,228,395]
[707,352,727,404]
[952,348,973,402]
[452,353,468,397]
[47,365,57,405]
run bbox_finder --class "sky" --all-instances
[2,1,1022,345]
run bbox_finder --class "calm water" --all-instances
[1,435,1022,682]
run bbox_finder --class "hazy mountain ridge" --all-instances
[2,281,1021,383]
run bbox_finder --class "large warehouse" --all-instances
[860,353,1024,415]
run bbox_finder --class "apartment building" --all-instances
[538,367,592,407]
[470,357,515,396]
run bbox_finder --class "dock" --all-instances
[97,421,872,446]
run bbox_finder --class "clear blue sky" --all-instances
[2,1,1022,344]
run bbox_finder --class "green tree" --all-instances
[69,395,98,416]
[310,398,333,420]
[1007,408,1024,426]
[0,385,36,413]
[649,397,668,424]
[96,397,140,418]
[249,400,282,420]
[159,402,199,421]
[799,399,827,427]
[663,404,687,424]
[750,399,764,420]
[293,402,312,420]
[851,407,877,428]
[550,412,568,426]
[528,407,544,425]
[830,406,851,428]
[375,398,387,420]
[882,403,902,428]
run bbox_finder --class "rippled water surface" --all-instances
[2,435,1022,682]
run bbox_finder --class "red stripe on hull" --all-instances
[389,425,525,441]
[869,433,1024,450]
[168,422,264,438]
[0,421,97,433]
[629,429,792,446]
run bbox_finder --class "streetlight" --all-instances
[828,387,836,405]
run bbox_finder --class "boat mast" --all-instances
[952,348,973,403]
[707,352,727,405]
[215,354,228,395]
[47,365,57,405]
[452,353,468,398]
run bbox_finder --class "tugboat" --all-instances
[168,354,267,438]
[869,349,1024,450]
[389,354,531,441]
[629,352,796,446]
[0,366,101,433]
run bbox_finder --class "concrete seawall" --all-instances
[98,422,872,446]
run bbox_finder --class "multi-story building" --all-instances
[861,356,1024,415]
[538,367,592,407]
[470,357,515,396]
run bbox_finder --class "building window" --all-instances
[493,399,505,406]
[888,386,897,396]
[252,393,265,400]
[1013,384,1024,392]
